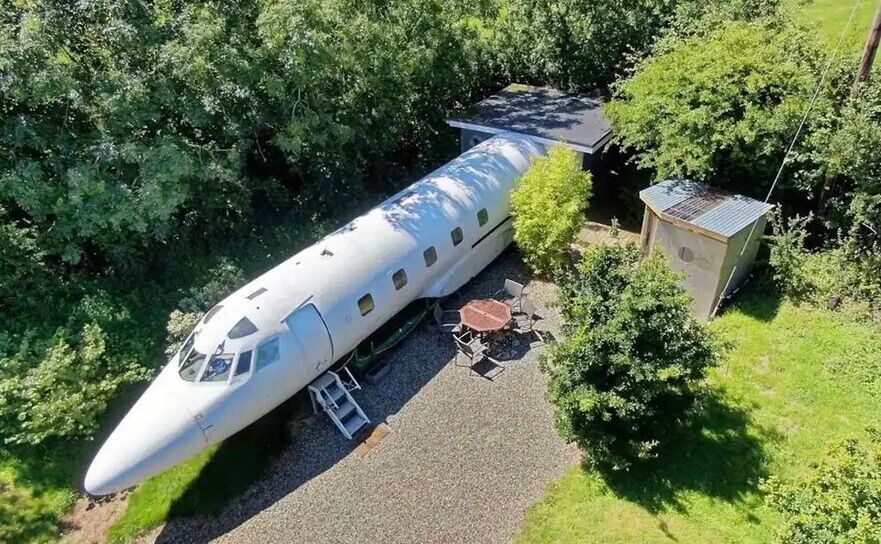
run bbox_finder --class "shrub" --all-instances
[0,322,150,446]
[511,145,592,275]
[768,212,881,313]
[762,430,881,544]
[165,311,203,359]
[767,212,815,300]
[606,18,820,196]
[544,243,721,470]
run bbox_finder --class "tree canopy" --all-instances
[606,18,820,196]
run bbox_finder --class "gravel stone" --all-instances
[151,250,576,544]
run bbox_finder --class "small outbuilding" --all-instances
[639,179,774,321]
[447,84,613,163]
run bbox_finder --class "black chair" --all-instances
[494,279,524,313]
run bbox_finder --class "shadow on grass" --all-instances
[716,275,783,323]
[598,392,773,515]
[167,397,303,518]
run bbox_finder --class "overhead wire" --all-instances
[710,0,864,318]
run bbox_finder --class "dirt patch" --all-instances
[59,492,130,544]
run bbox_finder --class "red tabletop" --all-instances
[460,299,512,333]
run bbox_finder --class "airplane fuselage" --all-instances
[84,134,546,495]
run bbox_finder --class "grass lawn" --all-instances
[107,397,296,542]
[517,292,881,544]
[0,449,81,543]
[798,0,880,49]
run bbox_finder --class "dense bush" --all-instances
[768,212,881,314]
[491,0,689,91]
[544,243,720,470]
[511,146,592,275]
[0,312,151,446]
[0,0,483,266]
[762,430,881,544]
[606,17,820,196]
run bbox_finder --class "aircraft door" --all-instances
[284,304,333,372]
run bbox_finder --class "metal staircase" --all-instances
[307,368,370,439]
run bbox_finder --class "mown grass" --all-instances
[798,0,879,49]
[516,292,881,544]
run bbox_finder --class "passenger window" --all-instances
[451,227,463,246]
[423,246,437,267]
[392,269,407,290]
[358,294,374,316]
[256,338,279,370]
[202,355,232,382]
[234,350,252,376]
[477,208,489,227]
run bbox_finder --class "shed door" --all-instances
[284,304,333,372]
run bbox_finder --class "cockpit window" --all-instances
[179,349,205,381]
[228,317,258,339]
[203,304,223,324]
[234,350,252,376]
[256,338,279,370]
[179,332,196,365]
[201,354,233,382]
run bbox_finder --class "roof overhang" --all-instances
[447,119,610,155]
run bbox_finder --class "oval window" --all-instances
[423,246,437,267]
[678,246,694,263]
[477,208,489,227]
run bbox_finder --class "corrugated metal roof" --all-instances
[640,179,774,239]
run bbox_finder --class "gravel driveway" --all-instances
[151,251,577,544]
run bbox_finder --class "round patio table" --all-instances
[460,298,512,335]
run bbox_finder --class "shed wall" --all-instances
[650,218,726,321]
[715,215,768,303]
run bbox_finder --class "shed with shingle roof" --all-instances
[639,179,774,320]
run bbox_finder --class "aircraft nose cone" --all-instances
[84,389,209,496]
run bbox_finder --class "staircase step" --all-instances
[333,400,356,420]
[326,384,346,404]
[311,372,337,390]
[343,413,368,437]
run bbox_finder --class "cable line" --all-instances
[711,0,864,318]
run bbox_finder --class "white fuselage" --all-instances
[84,134,545,495]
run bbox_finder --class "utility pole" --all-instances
[856,1,881,85]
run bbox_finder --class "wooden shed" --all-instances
[640,179,774,320]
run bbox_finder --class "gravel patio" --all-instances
[149,251,577,544]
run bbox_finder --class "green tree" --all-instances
[0,0,484,266]
[545,243,720,469]
[490,0,686,91]
[511,145,592,275]
[606,18,820,196]
[763,430,881,544]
